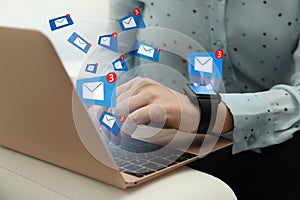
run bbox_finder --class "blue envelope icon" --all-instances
[99,111,124,136]
[119,13,146,31]
[188,52,223,81]
[85,63,98,74]
[49,14,74,31]
[129,41,160,62]
[68,32,91,54]
[76,76,116,108]
[122,16,137,29]
[98,33,118,52]
[112,58,128,71]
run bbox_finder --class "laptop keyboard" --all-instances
[107,138,197,178]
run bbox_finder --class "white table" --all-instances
[0,0,111,78]
[0,146,236,200]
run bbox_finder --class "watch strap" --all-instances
[197,98,219,134]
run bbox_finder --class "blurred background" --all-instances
[0,0,111,77]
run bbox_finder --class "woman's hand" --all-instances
[88,77,233,144]
[113,77,200,138]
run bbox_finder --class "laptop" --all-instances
[0,27,232,189]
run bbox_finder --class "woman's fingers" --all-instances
[115,93,150,115]
[121,104,167,136]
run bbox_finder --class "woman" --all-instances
[105,0,300,199]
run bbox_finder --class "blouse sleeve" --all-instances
[221,40,300,154]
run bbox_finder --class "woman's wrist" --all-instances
[211,101,234,134]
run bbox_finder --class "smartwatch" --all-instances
[183,83,221,134]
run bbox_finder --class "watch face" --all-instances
[188,51,223,91]
[190,84,217,95]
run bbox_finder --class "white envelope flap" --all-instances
[142,45,154,53]
[123,16,134,24]
[83,82,103,93]
[122,17,137,28]
[82,81,104,101]
[100,37,111,46]
[196,56,212,65]
[102,114,116,128]
[137,44,155,57]
[55,17,68,27]
[194,56,213,73]
[74,37,87,49]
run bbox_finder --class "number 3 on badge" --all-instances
[215,49,224,59]
[106,72,117,84]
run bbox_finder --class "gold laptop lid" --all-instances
[0,27,126,188]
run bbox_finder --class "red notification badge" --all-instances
[112,32,118,38]
[66,14,71,18]
[156,47,161,51]
[133,8,141,16]
[88,43,92,47]
[120,55,125,61]
[215,49,224,59]
[118,115,126,122]
[106,72,117,84]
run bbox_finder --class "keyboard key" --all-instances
[163,148,183,156]
[181,152,198,159]
[123,171,144,178]
[143,162,166,171]
[117,154,134,161]
[136,153,157,160]
[175,156,188,162]
[136,169,155,176]
[114,159,130,168]
[150,157,172,166]
[130,157,147,165]
[167,162,177,167]
[166,155,180,161]
[156,152,173,158]
[123,164,142,172]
